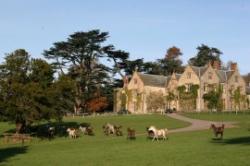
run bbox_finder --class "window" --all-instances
[186,84,192,92]
[187,72,191,79]
[208,72,213,80]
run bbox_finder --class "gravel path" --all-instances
[166,113,237,133]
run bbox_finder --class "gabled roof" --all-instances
[175,73,182,80]
[166,73,181,87]
[216,70,227,83]
[190,65,208,77]
[215,70,235,83]
[137,73,168,87]
[226,70,235,80]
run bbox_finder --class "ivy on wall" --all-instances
[177,84,199,111]
[203,85,223,112]
[146,91,165,113]
[136,93,142,110]
[120,88,141,112]
[230,86,247,114]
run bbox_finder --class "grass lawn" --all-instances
[182,111,250,127]
[0,113,250,166]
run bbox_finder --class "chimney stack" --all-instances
[230,62,238,71]
[212,60,221,70]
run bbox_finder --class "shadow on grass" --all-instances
[211,136,250,145]
[3,121,82,140]
[0,146,28,163]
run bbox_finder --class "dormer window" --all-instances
[208,72,213,80]
[187,72,191,79]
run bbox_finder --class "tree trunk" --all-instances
[15,121,25,134]
[74,102,81,115]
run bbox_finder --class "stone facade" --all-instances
[243,75,250,109]
[114,62,248,113]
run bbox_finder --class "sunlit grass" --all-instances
[0,113,250,166]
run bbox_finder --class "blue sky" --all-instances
[0,0,250,74]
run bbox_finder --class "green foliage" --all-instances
[165,92,178,109]
[232,87,247,113]
[120,90,127,110]
[203,85,223,111]
[158,58,183,75]
[177,85,186,94]
[233,87,241,108]
[161,46,184,75]
[177,85,199,111]
[124,58,144,75]
[0,49,29,83]
[136,92,142,110]
[142,46,184,76]
[48,75,75,120]
[142,62,163,75]
[0,49,61,132]
[177,85,199,99]
[119,88,132,111]
[1,114,250,166]
[189,44,222,67]
[29,58,54,88]
[44,29,128,113]
[146,91,165,112]
[126,89,133,103]
[166,92,176,102]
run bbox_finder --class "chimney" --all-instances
[212,60,221,70]
[230,62,238,71]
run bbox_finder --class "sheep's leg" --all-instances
[152,136,156,142]
[165,133,168,140]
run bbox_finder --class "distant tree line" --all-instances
[0,29,235,133]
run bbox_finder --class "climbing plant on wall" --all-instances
[119,88,133,113]
[136,93,142,111]
[146,91,165,113]
[231,87,247,114]
[166,92,177,109]
[177,84,199,111]
[203,85,223,112]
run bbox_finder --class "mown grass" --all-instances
[0,113,250,166]
[182,111,250,127]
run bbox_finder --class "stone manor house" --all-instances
[114,61,250,113]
